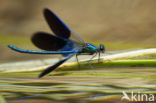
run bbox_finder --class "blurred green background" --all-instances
[0,0,156,63]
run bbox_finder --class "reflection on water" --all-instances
[0,67,156,103]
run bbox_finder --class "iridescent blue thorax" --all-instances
[80,43,99,54]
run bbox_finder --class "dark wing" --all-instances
[31,32,67,51]
[39,50,79,78]
[44,8,86,45]
[44,8,70,38]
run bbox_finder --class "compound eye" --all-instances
[100,44,105,53]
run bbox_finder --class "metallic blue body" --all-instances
[8,43,98,55]
[8,45,79,54]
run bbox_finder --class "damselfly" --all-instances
[8,8,105,78]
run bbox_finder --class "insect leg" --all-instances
[88,52,97,76]
[98,52,101,63]
[76,54,80,70]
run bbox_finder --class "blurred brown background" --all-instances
[0,0,156,62]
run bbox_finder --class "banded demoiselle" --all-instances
[8,8,105,78]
